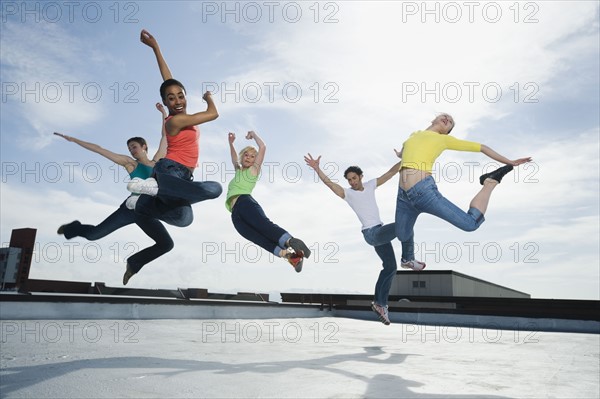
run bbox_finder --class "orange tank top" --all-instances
[165,116,199,168]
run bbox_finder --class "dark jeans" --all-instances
[135,158,223,227]
[62,200,174,273]
[231,195,291,256]
[362,223,398,307]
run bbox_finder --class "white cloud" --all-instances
[1,23,105,149]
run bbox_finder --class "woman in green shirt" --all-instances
[226,131,310,272]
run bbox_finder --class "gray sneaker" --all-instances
[287,238,311,258]
[371,302,391,325]
[401,259,426,271]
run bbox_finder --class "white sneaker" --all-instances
[401,259,426,271]
[371,302,391,325]
[127,177,158,196]
[125,195,139,210]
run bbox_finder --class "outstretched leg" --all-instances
[58,204,134,240]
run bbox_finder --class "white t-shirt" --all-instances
[343,179,382,230]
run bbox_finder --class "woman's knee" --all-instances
[395,226,413,241]
[161,237,175,252]
[207,182,223,198]
[462,208,485,232]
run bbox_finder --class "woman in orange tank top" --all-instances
[126,29,222,227]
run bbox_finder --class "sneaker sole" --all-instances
[479,165,514,185]
[371,303,391,325]
[401,263,426,271]
[289,238,311,258]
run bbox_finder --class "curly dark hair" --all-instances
[344,166,363,178]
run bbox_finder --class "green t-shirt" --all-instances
[225,167,259,212]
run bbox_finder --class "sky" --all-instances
[1,1,599,300]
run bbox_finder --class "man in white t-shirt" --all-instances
[305,153,425,326]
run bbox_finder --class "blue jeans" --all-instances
[231,195,292,256]
[135,158,222,227]
[395,176,485,260]
[62,200,174,274]
[362,223,400,307]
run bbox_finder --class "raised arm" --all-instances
[376,149,403,187]
[151,103,168,162]
[480,145,532,166]
[165,91,219,136]
[304,153,345,199]
[228,132,240,170]
[246,131,266,173]
[140,29,173,81]
[54,132,134,168]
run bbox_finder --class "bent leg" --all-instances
[127,216,175,274]
[156,172,222,204]
[231,196,290,255]
[365,223,397,247]
[231,213,280,255]
[416,185,484,232]
[135,195,194,227]
[469,180,498,215]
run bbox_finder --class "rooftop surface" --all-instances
[1,316,599,398]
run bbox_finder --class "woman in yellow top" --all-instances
[395,113,532,265]
[225,131,310,272]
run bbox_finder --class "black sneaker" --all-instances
[288,238,311,258]
[123,264,135,285]
[57,224,67,235]
[479,165,513,185]
[57,221,79,236]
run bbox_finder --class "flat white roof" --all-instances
[1,317,598,398]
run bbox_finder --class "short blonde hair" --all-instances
[239,146,257,161]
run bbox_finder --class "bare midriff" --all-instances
[399,167,431,191]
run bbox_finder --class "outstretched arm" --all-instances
[140,29,173,81]
[376,149,403,187]
[151,103,168,162]
[480,145,532,166]
[53,132,134,168]
[228,132,240,170]
[304,153,345,199]
[165,91,219,136]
